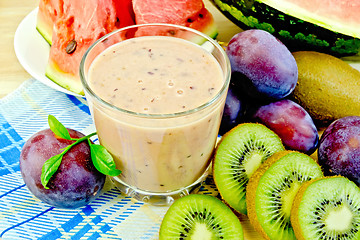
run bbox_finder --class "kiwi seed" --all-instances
[213,123,285,215]
[159,194,244,239]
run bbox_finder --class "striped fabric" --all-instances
[0,79,218,239]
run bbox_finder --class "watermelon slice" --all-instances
[132,0,218,39]
[45,0,135,95]
[212,0,360,56]
[37,0,217,95]
[36,0,64,45]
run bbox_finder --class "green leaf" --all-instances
[41,153,64,189]
[41,115,121,190]
[89,141,121,176]
[48,115,71,140]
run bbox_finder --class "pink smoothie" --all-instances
[87,36,227,192]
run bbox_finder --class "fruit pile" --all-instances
[158,30,360,239]
[22,2,360,237]
[220,29,319,154]
[159,123,360,239]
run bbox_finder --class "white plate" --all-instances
[14,9,360,98]
[14,8,82,97]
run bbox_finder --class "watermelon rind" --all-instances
[36,8,53,46]
[45,61,84,95]
[211,0,360,56]
[195,22,219,44]
[203,22,218,40]
[36,21,52,46]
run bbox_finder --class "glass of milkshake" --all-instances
[80,23,231,205]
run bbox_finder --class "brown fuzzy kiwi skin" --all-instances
[289,177,315,240]
[291,51,360,125]
[246,150,293,240]
[290,176,343,240]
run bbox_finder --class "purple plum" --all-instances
[318,116,360,186]
[252,99,319,154]
[20,128,105,208]
[226,29,298,101]
[219,82,247,135]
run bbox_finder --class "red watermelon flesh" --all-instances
[132,0,217,38]
[46,0,135,94]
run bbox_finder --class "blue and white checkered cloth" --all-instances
[0,79,218,240]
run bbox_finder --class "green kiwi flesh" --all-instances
[213,123,285,215]
[249,151,323,240]
[159,194,244,240]
[292,176,360,240]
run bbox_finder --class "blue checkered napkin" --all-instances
[0,79,218,240]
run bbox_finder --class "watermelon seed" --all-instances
[168,30,176,35]
[66,39,77,54]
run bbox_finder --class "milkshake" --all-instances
[80,24,231,204]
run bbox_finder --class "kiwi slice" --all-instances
[246,151,323,240]
[213,123,285,215]
[291,176,360,240]
[159,194,244,239]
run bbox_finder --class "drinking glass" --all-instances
[80,23,231,205]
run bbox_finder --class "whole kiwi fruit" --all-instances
[291,51,360,125]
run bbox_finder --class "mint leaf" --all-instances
[42,115,122,189]
[89,141,121,176]
[40,136,89,188]
[48,115,71,140]
[41,153,64,189]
